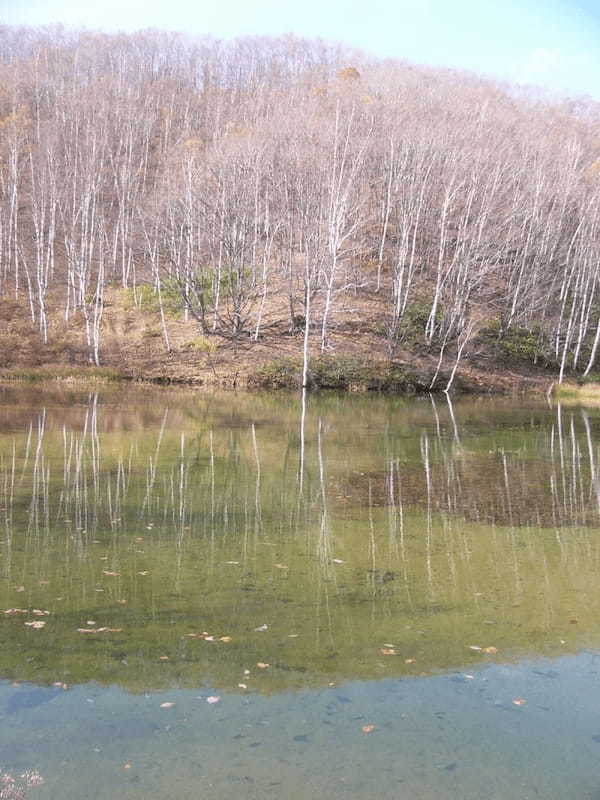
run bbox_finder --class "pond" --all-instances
[1,384,600,799]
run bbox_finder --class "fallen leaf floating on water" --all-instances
[224,561,240,565]
[14,586,25,592]
[219,636,232,643]
[404,658,416,664]
[159,656,169,661]
[4,608,28,615]
[160,702,175,709]
[206,696,220,704]
[361,725,375,733]
[77,627,123,634]
[32,609,50,616]
[512,698,527,706]
[254,624,268,632]
[483,646,498,655]
[273,564,288,569]
[102,571,120,577]
[257,662,270,669]
[24,620,45,629]
[468,646,482,651]
[380,648,397,656]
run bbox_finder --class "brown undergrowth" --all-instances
[0,285,554,394]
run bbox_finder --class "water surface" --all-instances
[1,385,600,798]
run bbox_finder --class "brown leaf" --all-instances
[256,662,270,669]
[380,648,397,656]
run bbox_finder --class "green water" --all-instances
[1,385,600,798]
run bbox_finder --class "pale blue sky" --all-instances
[1,0,600,98]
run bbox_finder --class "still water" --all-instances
[1,385,600,798]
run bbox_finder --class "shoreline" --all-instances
[0,357,555,396]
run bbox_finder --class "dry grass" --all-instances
[0,282,555,393]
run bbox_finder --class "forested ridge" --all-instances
[1,26,599,389]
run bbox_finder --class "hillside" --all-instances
[0,27,599,391]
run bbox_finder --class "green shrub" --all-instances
[395,297,442,346]
[121,280,183,318]
[484,322,554,367]
[250,356,421,393]
[251,358,300,389]
[185,335,218,355]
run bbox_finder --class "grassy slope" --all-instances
[0,282,554,393]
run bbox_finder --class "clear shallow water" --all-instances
[1,385,600,798]
[3,656,600,800]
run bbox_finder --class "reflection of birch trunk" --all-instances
[367,481,377,598]
[298,389,307,496]
[142,408,169,515]
[251,423,262,534]
[445,393,461,447]
[502,451,523,599]
[386,458,400,560]
[29,408,47,535]
[420,432,434,595]
[317,418,332,575]
[582,410,600,517]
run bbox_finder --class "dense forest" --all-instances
[1,26,599,389]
